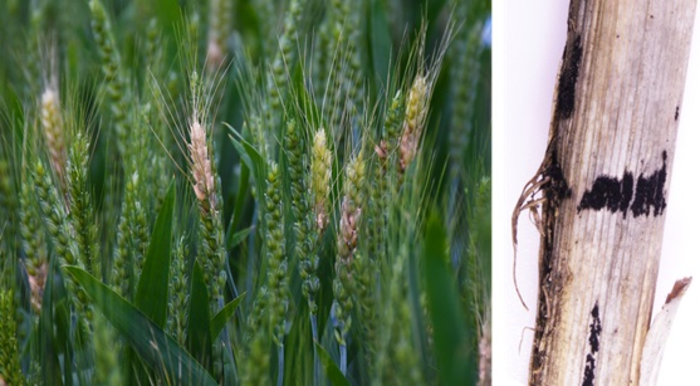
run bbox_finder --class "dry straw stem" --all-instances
[516,1,697,384]
[639,278,691,386]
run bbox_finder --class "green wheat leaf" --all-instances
[226,226,254,251]
[423,211,474,385]
[65,266,218,385]
[135,180,175,329]
[316,342,350,386]
[187,261,213,374]
[211,293,246,341]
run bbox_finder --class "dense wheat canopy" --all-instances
[0,0,490,385]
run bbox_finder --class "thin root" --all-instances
[512,169,550,312]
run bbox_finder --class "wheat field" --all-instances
[0,0,490,384]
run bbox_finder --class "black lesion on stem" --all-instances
[576,172,633,218]
[582,302,602,386]
[543,157,573,202]
[631,151,667,217]
[555,34,583,120]
[577,151,667,218]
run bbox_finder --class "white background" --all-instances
[493,1,700,385]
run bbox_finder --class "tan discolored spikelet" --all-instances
[27,262,48,313]
[338,197,360,264]
[188,115,217,215]
[399,75,428,173]
[41,87,67,184]
[206,0,232,72]
[337,151,365,266]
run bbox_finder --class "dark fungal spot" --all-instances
[588,304,602,353]
[675,106,680,121]
[555,35,583,120]
[576,172,634,218]
[577,152,667,218]
[583,354,596,386]
[577,177,621,212]
[582,303,602,386]
[631,151,667,217]
[543,158,572,202]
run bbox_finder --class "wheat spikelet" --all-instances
[19,175,48,313]
[399,74,428,173]
[333,148,365,374]
[89,0,130,157]
[34,160,93,324]
[338,150,365,265]
[188,115,217,215]
[263,162,287,343]
[311,129,332,232]
[189,111,225,315]
[207,0,232,71]
[67,132,99,275]
[41,87,66,186]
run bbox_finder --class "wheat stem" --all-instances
[243,287,271,386]
[333,149,365,374]
[168,237,189,346]
[263,163,288,351]
[0,289,25,386]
